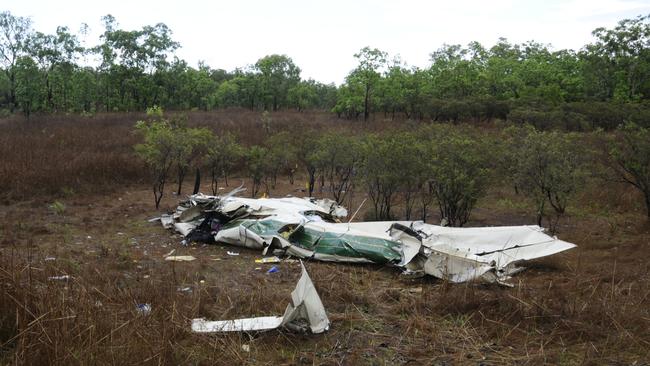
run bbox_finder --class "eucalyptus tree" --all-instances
[0,11,32,112]
[254,54,300,111]
[95,15,179,110]
[582,14,650,102]
[350,47,387,121]
[27,26,82,111]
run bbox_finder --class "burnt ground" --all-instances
[1,177,649,365]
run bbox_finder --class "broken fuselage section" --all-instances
[158,192,576,284]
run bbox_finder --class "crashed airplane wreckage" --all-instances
[157,189,576,284]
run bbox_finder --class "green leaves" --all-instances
[426,127,490,227]
[608,123,650,217]
[246,145,272,197]
[134,107,214,207]
[254,54,301,111]
[509,127,588,231]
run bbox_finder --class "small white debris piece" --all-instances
[44,257,56,262]
[241,344,250,352]
[165,255,197,262]
[48,275,70,281]
[136,303,151,315]
[191,262,329,334]
[226,251,239,256]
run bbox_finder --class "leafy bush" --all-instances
[426,129,490,226]
[245,145,272,197]
[607,123,650,218]
[309,133,362,204]
[205,132,244,194]
[266,131,300,188]
[360,134,405,220]
[512,128,588,232]
[135,107,213,208]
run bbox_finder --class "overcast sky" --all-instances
[5,0,650,84]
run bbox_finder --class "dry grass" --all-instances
[1,111,649,365]
[0,109,393,200]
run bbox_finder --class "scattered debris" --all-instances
[255,256,281,263]
[48,275,70,281]
[177,287,192,293]
[157,190,577,284]
[192,262,329,333]
[267,266,279,274]
[163,249,176,257]
[226,251,239,256]
[136,303,152,316]
[241,344,250,353]
[44,256,56,261]
[164,255,197,262]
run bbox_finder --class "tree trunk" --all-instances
[307,168,316,197]
[211,168,218,195]
[177,168,186,195]
[192,168,201,195]
[9,72,16,113]
[364,83,370,121]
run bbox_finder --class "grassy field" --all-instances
[1,111,649,365]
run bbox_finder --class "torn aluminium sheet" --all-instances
[157,192,576,284]
[192,262,329,333]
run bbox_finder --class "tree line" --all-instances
[1,11,650,130]
[136,107,650,227]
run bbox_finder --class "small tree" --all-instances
[205,132,244,195]
[427,133,489,227]
[309,133,361,204]
[361,134,405,220]
[246,145,271,197]
[266,131,299,187]
[134,107,175,209]
[514,129,587,232]
[607,123,650,218]
[170,120,212,195]
[296,130,320,196]
[395,133,427,220]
